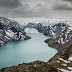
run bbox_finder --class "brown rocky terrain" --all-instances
[0,61,60,72]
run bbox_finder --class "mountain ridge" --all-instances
[23,22,68,37]
[0,17,31,46]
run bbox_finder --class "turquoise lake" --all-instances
[0,28,58,69]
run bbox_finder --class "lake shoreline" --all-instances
[0,35,31,47]
[0,33,58,72]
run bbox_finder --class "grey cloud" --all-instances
[8,6,49,18]
[0,0,22,8]
[35,4,43,8]
[8,2,49,17]
[63,0,72,2]
[54,6,72,10]
[52,0,72,10]
[8,9,72,19]
[53,2,72,10]
[0,0,72,18]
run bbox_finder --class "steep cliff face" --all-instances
[0,17,31,46]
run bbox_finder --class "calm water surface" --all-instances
[0,28,58,69]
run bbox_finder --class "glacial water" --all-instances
[0,28,58,69]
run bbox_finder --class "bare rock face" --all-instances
[0,17,31,46]
[0,61,60,72]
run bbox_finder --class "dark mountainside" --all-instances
[0,17,31,47]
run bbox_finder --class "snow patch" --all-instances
[61,64,67,66]
[57,61,60,62]
[68,67,72,70]
[68,26,72,30]
[58,58,71,63]
[5,30,14,38]
[57,68,72,72]
[61,38,65,44]
[34,65,37,67]
[68,57,72,61]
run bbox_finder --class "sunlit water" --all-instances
[0,28,58,69]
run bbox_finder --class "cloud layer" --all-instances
[0,0,72,18]
[0,0,22,8]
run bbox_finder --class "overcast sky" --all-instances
[0,0,72,19]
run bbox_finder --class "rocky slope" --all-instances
[0,61,60,72]
[45,26,72,72]
[0,17,31,46]
[23,22,68,37]
[45,26,72,50]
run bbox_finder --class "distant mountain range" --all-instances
[23,22,68,37]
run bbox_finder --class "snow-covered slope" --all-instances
[0,17,31,46]
[48,26,72,44]
[56,26,72,44]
